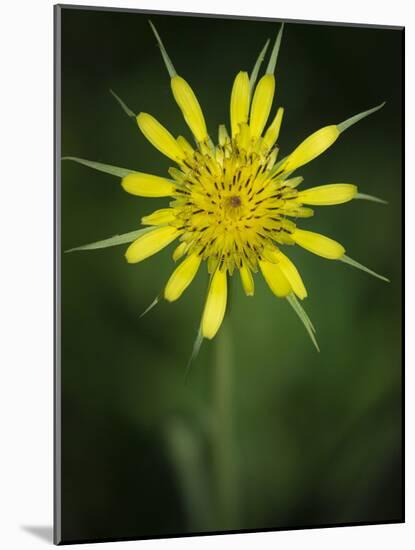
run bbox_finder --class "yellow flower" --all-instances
[66,22,388,350]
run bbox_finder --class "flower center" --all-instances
[170,141,299,274]
[229,195,241,208]
[223,194,244,222]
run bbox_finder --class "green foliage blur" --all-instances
[59,6,403,543]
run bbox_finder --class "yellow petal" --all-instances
[176,135,194,157]
[141,208,176,225]
[218,124,230,146]
[276,251,307,299]
[263,107,284,150]
[230,71,250,138]
[122,172,174,197]
[285,176,304,188]
[282,204,314,218]
[280,125,340,173]
[172,241,188,261]
[171,76,208,143]
[292,229,345,259]
[239,265,254,296]
[137,113,185,162]
[164,254,201,302]
[125,225,179,264]
[250,74,275,140]
[202,269,227,339]
[298,184,357,205]
[259,260,291,297]
[236,123,251,151]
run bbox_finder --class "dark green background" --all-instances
[59,6,403,543]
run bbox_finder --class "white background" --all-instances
[0,0,411,548]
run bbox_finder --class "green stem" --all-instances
[213,315,237,529]
[165,418,214,531]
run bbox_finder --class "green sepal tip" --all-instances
[286,294,320,352]
[340,255,390,283]
[149,20,177,78]
[337,102,385,134]
[249,38,270,93]
[139,295,160,319]
[355,192,388,205]
[266,23,284,75]
[109,89,136,118]
[185,327,204,378]
[65,227,153,253]
[62,156,135,178]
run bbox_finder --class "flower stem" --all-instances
[213,315,238,529]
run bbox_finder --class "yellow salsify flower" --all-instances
[65,22,388,352]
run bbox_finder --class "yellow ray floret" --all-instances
[263,107,284,150]
[230,71,250,138]
[218,124,230,146]
[259,260,292,298]
[141,208,176,225]
[125,225,179,264]
[202,269,228,339]
[164,253,202,302]
[122,172,175,197]
[292,229,345,259]
[171,75,208,143]
[137,113,185,162]
[172,242,188,262]
[176,135,195,156]
[239,264,255,296]
[298,184,357,205]
[280,125,340,173]
[275,251,308,299]
[237,123,251,150]
[250,74,276,139]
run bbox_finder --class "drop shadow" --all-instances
[21,525,53,544]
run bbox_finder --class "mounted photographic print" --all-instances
[54,4,404,545]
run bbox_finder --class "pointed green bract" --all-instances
[109,89,136,118]
[286,294,320,352]
[139,295,160,319]
[62,157,135,178]
[149,20,177,78]
[249,38,270,93]
[337,102,385,134]
[266,23,284,75]
[290,294,316,333]
[66,227,153,253]
[185,327,204,377]
[355,192,388,205]
[340,255,390,282]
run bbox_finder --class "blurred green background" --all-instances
[59,6,403,543]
